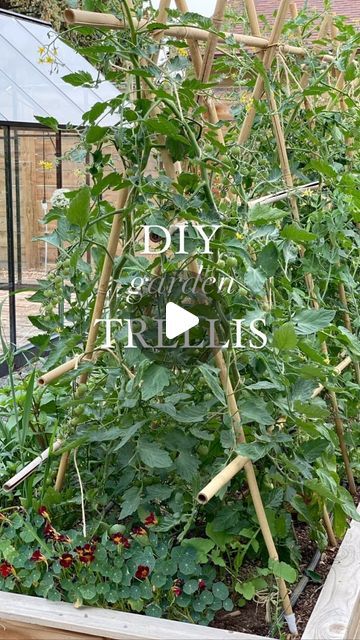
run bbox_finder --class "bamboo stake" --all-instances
[338,283,360,385]
[323,503,337,547]
[197,455,249,504]
[185,259,296,631]
[54,186,130,492]
[243,0,355,497]
[38,356,83,386]
[243,0,355,526]
[213,347,296,632]
[199,0,226,83]
[64,8,310,57]
[238,0,290,145]
[3,439,62,492]
[247,181,320,208]
[174,0,224,142]
[311,356,352,398]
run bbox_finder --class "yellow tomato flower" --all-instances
[39,160,54,171]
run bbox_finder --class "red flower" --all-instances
[30,549,46,563]
[58,533,71,544]
[38,506,50,520]
[75,544,95,564]
[171,585,182,597]
[59,553,73,568]
[135,565,150,580]
[0,561,14,578]
[144,512,158,526]
[111,532,131,548]
[131,525,147,537]
[44,521,56,540]
[198,579,206,591]
[43,521,70,544]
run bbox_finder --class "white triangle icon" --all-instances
[165,302,199,340]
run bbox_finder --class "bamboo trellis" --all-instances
[3,1,359,635]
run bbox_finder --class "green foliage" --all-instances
[0,1,359,632]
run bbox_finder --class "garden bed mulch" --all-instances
[212,522,340,638]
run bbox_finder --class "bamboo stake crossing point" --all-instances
[197,455,249,504]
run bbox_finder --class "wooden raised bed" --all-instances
[0,504,359,640]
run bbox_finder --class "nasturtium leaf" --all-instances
[145,604,162,617]
[138,440,172,468]
[141,364,170,401]
[80,585,96,600]
[183,579,199,595]
[66,186,91,227]
[294,309,335,335]
[273,322,297,350]
[223,597,234,611]
[268,559,296,583]
[212,582,229,601]
[281,224,316,243]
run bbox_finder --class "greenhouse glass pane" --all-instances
[0,11,120,125]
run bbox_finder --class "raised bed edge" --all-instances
[0,590,274,640]
[302,502,360,640]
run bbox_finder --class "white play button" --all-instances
[165,302,199,340]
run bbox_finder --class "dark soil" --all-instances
[212,521,339,638]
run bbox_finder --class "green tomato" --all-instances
[75,383,87,398]
[70,417,81,427]
[74,404,84,416]
[54,275,62,285]
[226,256,237,269]
[198,444,209,457]
[63,258,71,268]
[217,259,226,270]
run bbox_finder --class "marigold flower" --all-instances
[198,579,206,591]
[59,553,74,568]
[111,532,131,548]
[131,525,147,537]
[38,505,50,520]
[135,565,150,580]
[0,561,14,578]
[30,549,46,563]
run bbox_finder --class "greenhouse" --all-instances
[0,8,118,350]
[0,1,359,639]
